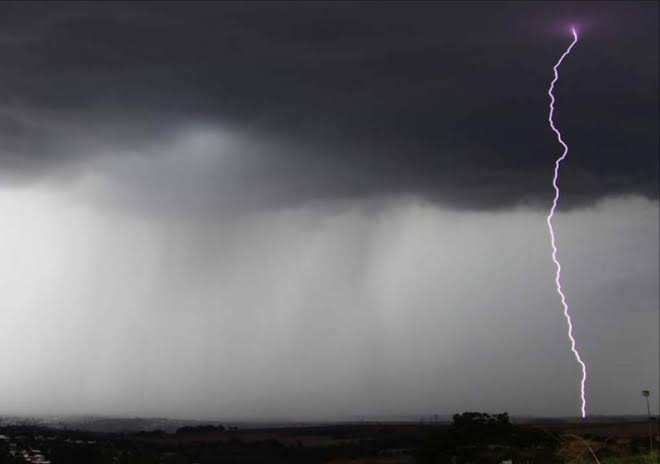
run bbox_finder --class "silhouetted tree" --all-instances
[449,412,513,446]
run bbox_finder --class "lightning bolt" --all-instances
[546,27,588,418]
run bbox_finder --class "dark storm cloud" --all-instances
[0,1,657,209]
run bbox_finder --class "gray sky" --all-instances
[0,2,657,419]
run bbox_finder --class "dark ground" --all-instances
[1,415,658,463]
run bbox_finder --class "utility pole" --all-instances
[642,390,652,454]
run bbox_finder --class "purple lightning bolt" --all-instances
[546,27,588,418]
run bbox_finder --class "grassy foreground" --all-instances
[572,451,659,464]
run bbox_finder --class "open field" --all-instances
[537,421,657,438]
